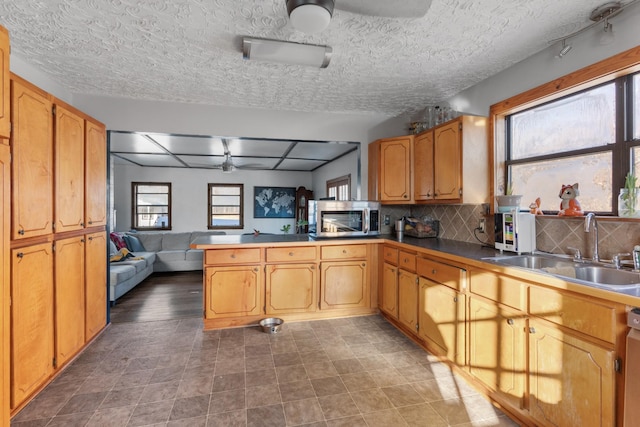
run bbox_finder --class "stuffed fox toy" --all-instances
[558,183,583,216]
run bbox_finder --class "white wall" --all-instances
[113,162,312,234]
[311,150,360,200]
[447,3,640,116]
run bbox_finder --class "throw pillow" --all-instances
[109,239,118,256]
[110,232,127,250]
[124,234,146,252]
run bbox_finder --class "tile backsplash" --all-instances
[381,203,640,261]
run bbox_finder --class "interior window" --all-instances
[327,174,351,201]
[132,182,171,230]
[208,183,243,229]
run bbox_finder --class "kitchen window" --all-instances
[132,182,171,230]
[491,48,640,216]
[208,183,243,229]
[327,174,351,200]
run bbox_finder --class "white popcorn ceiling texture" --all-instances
[0,0,613,116]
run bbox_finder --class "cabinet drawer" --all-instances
[417,257,465,291]
[205,248,261,265]
[321,244,367,260]
[469,270,527,312]
[383,246,398,265]
[266,246,317,262]
[529,285,616,344]
[398,251,416,272]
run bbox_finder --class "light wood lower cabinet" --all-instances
[528,318,615,427]
[418,278,466,366]
[85,231,107,341]
[320,260,368,310]
[0,142,10,427]
[265,263,317,314]
[10,242,54,409]
[398,269,418,333]
[468,296,526,409]
[205,265,263,318]
[380,261,398,318]
[54,236,85,367]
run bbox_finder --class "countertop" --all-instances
[192,233,640,306]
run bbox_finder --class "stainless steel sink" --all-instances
[482,254,640,290]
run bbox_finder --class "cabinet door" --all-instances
[11,243,54,409]
[11,79,53,240]
[379,137,412,202]
[55,105,85,233]
[433,121,461,201]
[469,297,525,409]
[55,236,85,367]
[85,120,106,227]
[418,278,465,366]
[0,144,9,426]
[414,131,434,201]
[320,260,368,310]
[0,26,9,140]
[528,318,615,427]
[265,263,317,314]
[380,262,398,317]
[205,265,262,318]
[398,269,418,333]
[85,231,107,341]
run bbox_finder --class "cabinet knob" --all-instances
[17,252,24,258]
[507,319,514,326]
[432,269,437,274]
[453,296,458,302]
[361,263,366,267]
[230,254,236,259]
[289,252,294,256]
[529,327,536,334]
[88,220,93,225]
[88,236,94,241]
[81,222,85,227]
[403,194,408,199]
[18,229,25,235]
[342,249,347,254]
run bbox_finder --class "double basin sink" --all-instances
[482,253,640,293]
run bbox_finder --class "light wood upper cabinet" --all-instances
[528,318,615,427]
[414,131,434,201]
[85,120,106,227]
[265,263,317,314]
[433,120,462,201]
[0,144,10,427]
[55,104,85,233]
[0,26,9,141]
[369,136,413,203]
[54,236,85,367]
[85,231,107,341]
[10,242,54,409]
[10,78,53,240]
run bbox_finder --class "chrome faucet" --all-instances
[584,213,599,262]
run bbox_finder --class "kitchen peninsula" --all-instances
[192,233,639,427]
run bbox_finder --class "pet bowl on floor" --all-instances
[259,318,284,334]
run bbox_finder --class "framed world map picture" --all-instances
[254,186,296,218]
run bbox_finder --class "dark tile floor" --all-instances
[11,315,519,426]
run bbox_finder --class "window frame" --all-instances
[131,182,172,230]
[327,174,351,201]
[207,183,244,230]
[489,46,640,217]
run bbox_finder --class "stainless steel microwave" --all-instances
[308,200,381,238]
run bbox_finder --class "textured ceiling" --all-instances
[0,0,624,117]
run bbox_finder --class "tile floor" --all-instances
[11,315,520,427]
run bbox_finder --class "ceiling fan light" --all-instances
[287,0,334,34]
[243,37,332,68]
[222,163,233,173]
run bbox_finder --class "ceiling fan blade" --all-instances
[336,0,431,18]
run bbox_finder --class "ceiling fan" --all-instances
[286,0,433,33]
[213,139,263,173]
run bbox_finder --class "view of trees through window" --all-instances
[132,182,171,229]
[505,73,638,214]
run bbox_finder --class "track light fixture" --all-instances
[549,0,638,58]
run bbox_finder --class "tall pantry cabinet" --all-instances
[8,73,108,414]
[1,24,11,427]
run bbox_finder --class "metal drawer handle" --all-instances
[507,319,514,326]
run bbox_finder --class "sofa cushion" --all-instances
[156,250,187,262]
[185,249,203,262]
[109,264,136,287]
[117,258,148,274]
[162,233,192,250]
[136,233,163,252]
[109,240,118,256]
[124,234,146,252]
